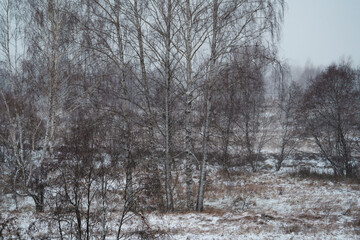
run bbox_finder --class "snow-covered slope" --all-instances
[1,165,359,239]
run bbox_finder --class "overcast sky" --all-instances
[279,0,360,67]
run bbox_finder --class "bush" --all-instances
[290,167,341,182]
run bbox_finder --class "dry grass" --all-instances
[164,168,360,238]
[2,162,360,239]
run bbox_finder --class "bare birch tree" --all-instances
[25,0,82,212]
[0,0,80,212]
[275,80,302,171]
[89,0,136,208]
[144,0,181,211]
[177,0,210,210]
[0,0,26,209]
[196,0,285,211]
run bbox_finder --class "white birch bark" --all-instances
[184,0,194,210]
[196,0,218,212]
[142,0,175,211]
[164,0,174,212]
[132,0,165,209]
[113,0,135,205]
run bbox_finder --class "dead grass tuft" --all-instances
[282,224,301,234]
[201,207,227,216]
[290,168,342,182]
[298,213,322,220]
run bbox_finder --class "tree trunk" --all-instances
[185,92,193,210]
[196,96,211,212]
[196,0,218,212]
[33,185,45,213]
[75,206,82,240]
[184,0,194,211]
[114,1,134,209]
[124,140,134,208]
[101,174,107,240]
[164,0,174,212]
[133,0,165,210]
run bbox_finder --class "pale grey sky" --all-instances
[279,0,360,67]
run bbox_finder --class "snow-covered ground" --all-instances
[147,170,360,239]
[1,158,360,239]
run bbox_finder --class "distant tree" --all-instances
[232,50,270,172]
[196,0,284,211]
[211,63,241,171]
[301,63,359,176]
[212,46,271,173]
[275,80,303,171]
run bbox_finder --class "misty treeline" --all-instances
[0,0,359,238]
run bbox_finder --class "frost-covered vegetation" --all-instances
[1,0,360,239]
[1,158,360,239]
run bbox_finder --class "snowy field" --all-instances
[151,171,360,239]
[1,157,360,239]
